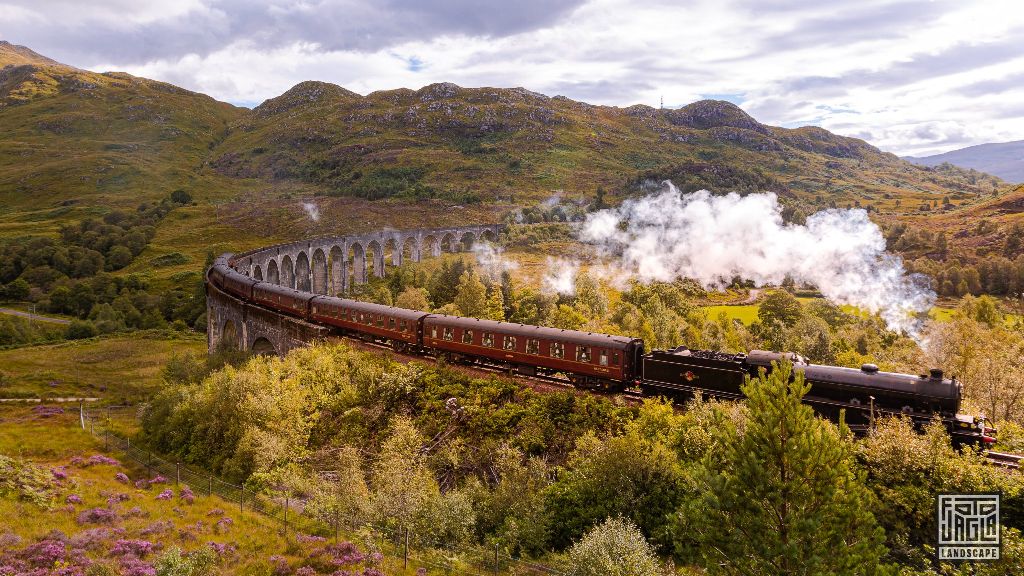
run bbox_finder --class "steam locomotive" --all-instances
[209,255,995,446]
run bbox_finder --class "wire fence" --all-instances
[80,405,563,576]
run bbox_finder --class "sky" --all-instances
[3,0,1023,157]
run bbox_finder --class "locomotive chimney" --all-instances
[930,368,943,380]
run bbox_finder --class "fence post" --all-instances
[240,485,244,514]
[284,495,289,541]
[147,451,153,477]
[494,542,499,576]
[175,462,180,486]
[404,526,409,569]
[209,476,213,498]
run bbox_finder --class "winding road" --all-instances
[0,307,70,325]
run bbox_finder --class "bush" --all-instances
[564,517,660,576]
[66,319,98,340]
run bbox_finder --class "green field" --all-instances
[0,331,205,401]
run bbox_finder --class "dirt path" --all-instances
[0,307,71,325]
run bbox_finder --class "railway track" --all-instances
[984,451,1023,470]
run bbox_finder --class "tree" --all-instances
[66,319,98,340]
[170,190,193,205]
[564,517,660,576]
[485,285,505,321]
[683,362,887,575]
[758,290,803,327]
[3,278,30,301]
[395,286,430,311]
[453,269,487,317]
[549,304,587,330]
[545,429,686,550]
[106,245,133,270]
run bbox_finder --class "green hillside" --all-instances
[0,39,1015,281]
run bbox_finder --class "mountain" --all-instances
[0,41,1014,269]
[906,140,1024,183]
[210,81,1002,215]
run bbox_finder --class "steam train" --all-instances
[209,255,995,446]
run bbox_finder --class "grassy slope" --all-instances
[0,331,205,401]
[0,406,419,575]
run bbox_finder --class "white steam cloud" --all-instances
[473,242,518,280]
[543,257,580,295]
[577,183,935,336]
[302,201,320,222]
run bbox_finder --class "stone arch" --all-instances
[329,245,346,296]
[221,319,239,351]
[266,259,280,285]
[480,229,498,243]
[295,252,311,292]
[402,236,419,264]
[348,242,366,286]
[366,240,384,278]
[459,231,476,251]
[311,249,328,294]
[423,235,441,258]
[384,237,400,267]
[253,265,263,281]
[251,337,276,355]
[281,255,296,289]
[441,232,457,253]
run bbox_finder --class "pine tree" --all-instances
[685,362,888,575]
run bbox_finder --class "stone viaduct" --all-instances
[207,224,503,356]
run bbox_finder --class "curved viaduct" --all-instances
[206,224,503,356]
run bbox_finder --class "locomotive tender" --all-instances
[209,255,994,446]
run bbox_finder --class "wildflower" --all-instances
[179,486,195,504]
[111,539,154,558]
[214,517,233,534]
[106,493,130,507]
[149,475,167,485]
[76,507,117,525]
[65,494,82,505]
[295,567,316,576]
[156,489,173,501]
[207,542,237,557]
[51,467,68,481]
[139,521,174,536]
[119,556,156,576]
[31,405,64,417]
[82,455,119,467]
[69,528,110,551]
[115,472,130,484]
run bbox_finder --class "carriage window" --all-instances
[503,336,517,350]
[550,342,564,358]
[312,306,318,314]
[443,327,455,341]
[376,316,384,327]
[462,329,474,344]
[431,326,438,338]
[526,339,540,354]
[482,332,495,347]
[400,319,408,331]
[577,346,591,363]
[599,350,608,366]
[612,352,620,365]
[389,317,396,330]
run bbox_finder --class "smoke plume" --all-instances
[302,202,320,222]
[578,183,934,336]
[542,257,580,295]
[473,242,518,280]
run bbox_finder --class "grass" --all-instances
[0,405,405,575]
[0,331,206,402]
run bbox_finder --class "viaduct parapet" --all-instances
[207,224,504,356]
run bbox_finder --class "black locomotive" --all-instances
[208,255,995,446]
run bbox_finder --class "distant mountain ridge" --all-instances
[0,40,1011,256]
[906,140,1024,183]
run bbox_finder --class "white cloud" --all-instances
[3,0,1024,155]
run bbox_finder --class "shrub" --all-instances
[564,517,660,576]
[66,319,99,340]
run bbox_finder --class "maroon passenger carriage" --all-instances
[422,315,644,389]
[309,296,428,349]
